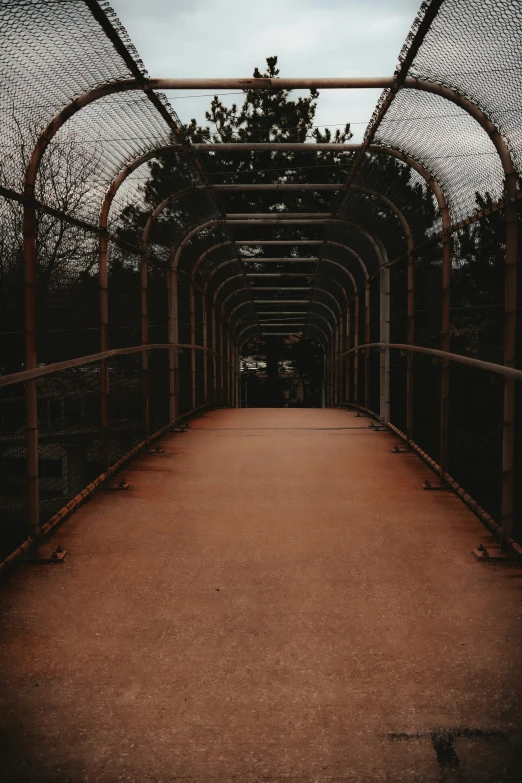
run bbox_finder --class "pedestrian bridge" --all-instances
[1,0,522,780]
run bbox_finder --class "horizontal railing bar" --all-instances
[202,145,356,151]
[253,299,310,303]
[215,181,342,186]
[241,258,318,262]
[250,286,312,290]
[147,77,395,89]
[0,343,235,388]
[246,273,313,277]
[228,212,331,218]
[333,342,522,380]
[238,241,323,245]
[256,311,309,315]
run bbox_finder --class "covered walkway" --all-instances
[1,408,521,782]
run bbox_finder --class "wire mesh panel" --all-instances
[449,362,503,521]
[36,364,102,522]
[108,353,143,462]
[0,380,27,559]
[148,348,171,435]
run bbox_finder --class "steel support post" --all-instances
[337,323,342,405]
[340,314,346,404]
[345,308,351,403]
[380,264,391,423]
[502,183,519,543]
[332,326,337,406]
[202,295,208,405]
[354,296,360,403]
[235,345,240,408]
[321,350,328,408]
[333,329,338,406]
[23,187,40,543]
[226,331,231,407]
[338,317,343,405]
[189,284,196,410]
[327,338,333,407]
[226,326,231,407]
[229,333,235,407]
[218,320,224,405]
[168,269,179,422]
[330,326,337,408]
[211,305,217,405]
[407,246,415,440]
[364,282,371,409]
[140,240,150,437]
[99,228,110,470]
[332,335,336,406]
[440,229,452,477]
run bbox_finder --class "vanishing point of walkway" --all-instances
[1,409,521,782]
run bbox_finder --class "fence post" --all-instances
[406,245,415,439]
[189,283,196,410]
[168,269,179,421]
[140,241,150,437]
[354,295,359,403]
[380,264,390,422]
[345,307,351,403]
[365,281,371,409]
[203,294,208,405]
[99,227,111,470]
[212,304,217,406]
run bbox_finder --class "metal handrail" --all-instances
[330,342,522,381]
[0,343,238,389]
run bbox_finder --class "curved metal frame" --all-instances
[21,75,518,541]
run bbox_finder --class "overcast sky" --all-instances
[110,0,422,142]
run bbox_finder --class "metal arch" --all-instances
[125,159,446,362]
[250,298,338,327]
[301,323,330,354]
[206,257,246,293]
[96,151,423,369]
[234,309,334,337]
[221,286,255,313]
[213,272,246,302]
[169,218,372,337]
[104,155,439,312]
[236,239,369,289]
[305,311,335,335]
[228,299,259,324]
[313,272,348,306]
[321,258,359,298]
[24,75,514,296]
[194,241,234,281]
[21,76,517,539]
[251,285,342,317]
[258,326,331,357]
[326,222,384,273]
[238,322,330,355]
[237,323,264,351]
[171,217,375,285]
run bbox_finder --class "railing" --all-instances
[326,342,522,554]
[0,343,238,569]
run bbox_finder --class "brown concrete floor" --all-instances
[1,408,521,783]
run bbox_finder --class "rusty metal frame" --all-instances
[21,72,517,545]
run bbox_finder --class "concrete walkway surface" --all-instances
[1,408,521,782]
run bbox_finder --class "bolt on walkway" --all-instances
[1,408,521,783]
